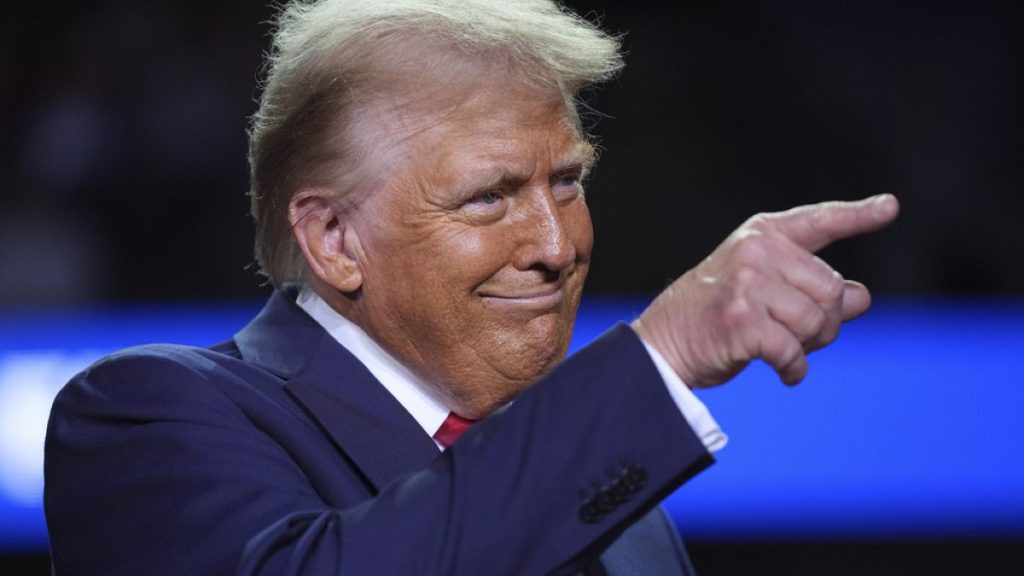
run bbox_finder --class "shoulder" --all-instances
[92,342,235,371]
[76,343,238,389]
[53,342,265,423]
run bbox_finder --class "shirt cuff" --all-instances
[641,340,728,453]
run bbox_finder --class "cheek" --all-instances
[423,227,514,289]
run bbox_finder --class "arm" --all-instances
[46,327,710,576]
[242,325,711,575]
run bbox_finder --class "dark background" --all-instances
[2,0,1022,574]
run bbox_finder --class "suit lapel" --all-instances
[284,369,440,492]
[234,289,440,492]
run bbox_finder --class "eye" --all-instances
[471,190,504,205]
[556,174,580,188]
[461,189,507,221]
[552,171,583,201]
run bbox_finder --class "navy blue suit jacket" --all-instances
[44,290,713,574]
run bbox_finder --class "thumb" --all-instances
[841,280,872,321]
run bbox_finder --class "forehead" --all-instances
[353,72,590,188]
[432,90,585,163]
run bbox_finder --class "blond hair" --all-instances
[248,0,623,286]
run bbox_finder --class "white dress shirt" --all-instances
[297,287,727,453]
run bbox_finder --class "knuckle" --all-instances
[807,328,831,353]
[806,312,841,351]
[814,264,845,301]
[819,316,841,344]
[744,213,772,231]
[765,334,802,368]
[731,263,761,287]
[717,267,762,328]
[731,232,768,263]
[721,295,756,328]
[823,276,845,301]
[800,305,827,338]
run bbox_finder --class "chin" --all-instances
[514,314,574,375]
[452,331,568,418]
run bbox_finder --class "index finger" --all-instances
[767,194,900,252]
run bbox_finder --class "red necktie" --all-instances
[434,412,476,448]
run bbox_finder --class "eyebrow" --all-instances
[560,141,597,180]
[449,139,597,197]
[570,141,598,171]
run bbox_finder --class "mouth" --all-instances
[479,284,565,311]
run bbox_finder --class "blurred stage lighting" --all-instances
[1,297,1022,552]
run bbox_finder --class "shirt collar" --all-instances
[296,287,450,445]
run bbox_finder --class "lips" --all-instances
[479,285,565,311]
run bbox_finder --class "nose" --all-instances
[512,188,577,272]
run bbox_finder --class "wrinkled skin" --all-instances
[634,194,900,388]
[293,76,594,418]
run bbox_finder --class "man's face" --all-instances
[347,78,594,418]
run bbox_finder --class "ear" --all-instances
[289,189,364,293]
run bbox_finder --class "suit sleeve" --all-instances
[45,324,713,575]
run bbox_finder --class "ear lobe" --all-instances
[289,189,364,293]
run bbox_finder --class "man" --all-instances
[44,1,899,574]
